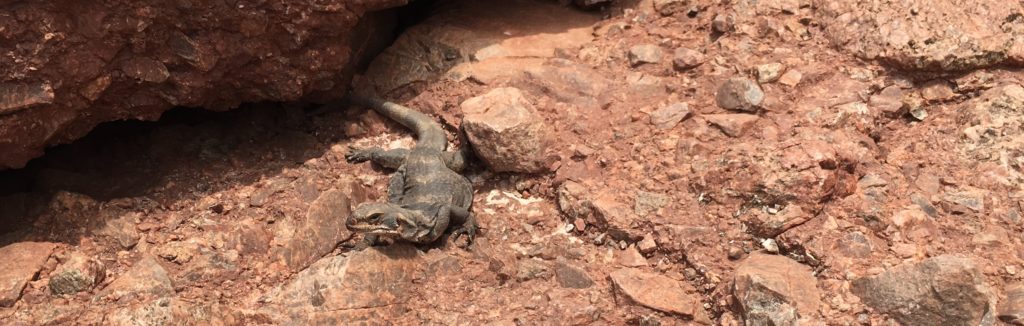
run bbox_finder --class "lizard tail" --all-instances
[345,95,447,151]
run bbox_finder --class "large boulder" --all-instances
[461,87,554,173]
[0,0,406,169]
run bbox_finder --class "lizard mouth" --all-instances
[348,203,405,235]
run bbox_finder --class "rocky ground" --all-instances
[1,0,1024,324]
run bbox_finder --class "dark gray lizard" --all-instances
[343,96,478,246]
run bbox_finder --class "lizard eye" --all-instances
[369,214,383,223]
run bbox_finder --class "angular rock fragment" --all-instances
[558,181,593,219]
[741,205,810,238]
[0,242,58,307]
[610,268,703,318]
[712,14,734,33]
[755,63,785,83]
[649,103,691,130]
[121,57,170,83]
[618,247,648,267]
[921,80,956,102]
[868,85,905,115]
[590,192,644,241]
[851,255,995,326]
[554,261,593,289]
[628,44,664,66]
[462,87,553,173]
[49,252,105,295]
[1000,283,1024,325]
[96,256,174,302]
[653,0,687,16]
[276,188,353,271]
[716,78,764,112]
[734,253,822,324]
[633,191,668,216]
[672,48,706,71]
[704,114,760,137]
[271,245,422,323]
[778,70,802,87]
[516,259,550,282]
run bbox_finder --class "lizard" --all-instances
[343,95,478,247]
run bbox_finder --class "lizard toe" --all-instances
[345,148,372,163]
[452,223,478,248]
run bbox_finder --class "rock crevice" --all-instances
[0,0,406,169]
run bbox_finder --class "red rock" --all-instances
[672,48,706,71]
[778,70,803,87]
[734,253,822,324]
[817,0,1023,71]
[121,57,170,83]
[716,78,765,112]
[276,188,353,271]
[518,59,611,110]
[462,87,554,173]
[649,103,692,130]
[637,235,658,254]
[48,252,105,295]
[756,63,785,83]
[628,44,663,66]
[609,268,703,318]
[0,82,54,115]
[0,242,57,307]
[999,283,1024,325]
[590,192,644,241]
[557,181,593,219]
[633,191,668,217]
[0,0,407,170]
[852,255,994,326]
[653,0,687,16]
[704,114,760,137]
[96,256,173,302]
[272,244,422,323]
[921,80,956,102]
[106,298,232,326]
[740,204,811,238]
[618,247,649,267]
[554,261,594,289]
[868,85,904,114]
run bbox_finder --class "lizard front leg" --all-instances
[448,205,478,246]
[442,146,473,172]
[346,147,410,169]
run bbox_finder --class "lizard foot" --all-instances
[451,221,479,248]
[352,234,381,251]
[345,147,374,163]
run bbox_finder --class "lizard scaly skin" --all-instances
[344,96,477,246]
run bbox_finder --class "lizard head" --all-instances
[347,202,435,242]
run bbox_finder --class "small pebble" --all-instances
[761,238,779,253]
[727,246,744,260]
